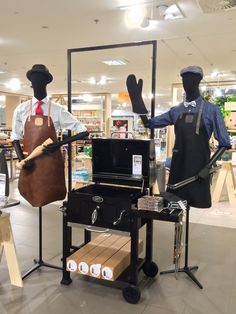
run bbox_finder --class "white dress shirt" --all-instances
[11,96,87,140]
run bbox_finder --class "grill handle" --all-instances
[91,205,100,224]
[113,210,126,226]
[85,226,109,233]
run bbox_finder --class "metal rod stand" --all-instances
[160,205,203,289]
[22,206,62,280]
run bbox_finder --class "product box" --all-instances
[89,235,130,278]
[66,233,112,272]
[101,240,143,281]
[77,234,121,275]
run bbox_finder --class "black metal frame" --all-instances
[22,206,62,280]
[160,206,203,289]
[66,40,157,191]
[61,41,159,303]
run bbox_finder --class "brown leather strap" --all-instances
[28,100,32,122]
[47,100,51,127]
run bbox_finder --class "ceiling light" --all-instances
[211,70,220,78]
[98,76,107,85]
[125,7,145,27]
[157,4,184,20]
[5,78,21,91]
[89,77,96,85]
[102,59,128,66]
[164,4,184,19]
[89,76,108,85]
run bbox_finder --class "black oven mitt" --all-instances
[126,74,148,114]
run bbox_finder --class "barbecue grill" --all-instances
[66,138,156,231]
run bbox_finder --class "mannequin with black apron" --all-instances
[167,77,211,208]
[126,67,228,207]
[126,66,230,288]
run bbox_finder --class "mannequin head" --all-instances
[29,72,48,100]
[26,64,53,100]
[180,66,203,102]
[182,72,202,101]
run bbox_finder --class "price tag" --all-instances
[132,155,142,176]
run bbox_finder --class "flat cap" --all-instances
[180,66,204,78]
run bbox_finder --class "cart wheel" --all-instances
[122,285,141,304]
[142,261,159,278]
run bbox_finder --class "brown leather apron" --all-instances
[18,100,66,207]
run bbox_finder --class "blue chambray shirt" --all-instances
[149,96,231,149]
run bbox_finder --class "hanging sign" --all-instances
[117,91,130,103]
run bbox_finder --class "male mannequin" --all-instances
[11,64,88,207]
[127,66,231,208]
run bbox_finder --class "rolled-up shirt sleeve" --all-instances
[148,108,174,129]
[59,106,87,133]
[11,107,23,140]
[212,106,231,149]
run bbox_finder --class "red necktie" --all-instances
[35,100,44,115]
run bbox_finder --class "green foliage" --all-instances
[225,95,236,102]
[214,96,230,119]
[202,92,236,119]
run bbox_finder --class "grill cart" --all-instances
[61,138,183,303]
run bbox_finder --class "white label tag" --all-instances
[67,260,77,272]
[132,155,142,176]
[102,266,113,280]
[0,173,6,205]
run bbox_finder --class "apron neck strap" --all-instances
[195,98,205,135]
[47,100,51,127]
[28,100,32,122]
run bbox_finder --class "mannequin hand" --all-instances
[140,115,150,127]
[43,142,61,154]
[22,159,34,170]
[198,166,210,180]
[126,74,148,114]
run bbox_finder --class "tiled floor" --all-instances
[1,179,236,314]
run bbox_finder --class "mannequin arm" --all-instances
[13,140,24,161]
[13,140,35,170]
[139,115,150,127]
[43,131,89,154]
[198,147,226,180]
[16,138,53,170]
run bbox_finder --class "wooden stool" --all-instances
[0,212,23,287]
[212,161,236,204]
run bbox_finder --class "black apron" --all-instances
[167,100,211,208]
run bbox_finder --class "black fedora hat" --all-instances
[26,64,53,83]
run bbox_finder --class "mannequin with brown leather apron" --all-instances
[12,65,89,279]
[13,68,66,279]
